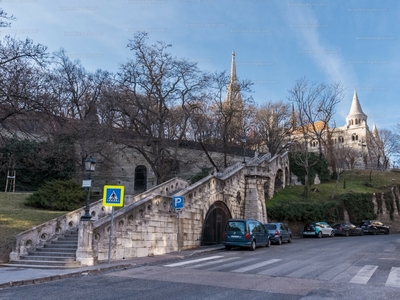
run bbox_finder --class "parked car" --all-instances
[303,221,335,238]
[222,219,270,250]
[333,223,364,236]
[263,222,292,245]
[359,220,389,235]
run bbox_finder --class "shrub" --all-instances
[267,201,339,223]
[340,192,376,224]
[24,180,86,211]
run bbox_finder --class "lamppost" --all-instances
[358,139,366,168]
[81,156,96,221]
[241,134,246,164]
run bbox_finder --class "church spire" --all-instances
[225,51,242,105]
[346,89,367,127]
[230,51,237,84]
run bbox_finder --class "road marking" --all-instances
[186,257,239,269]
[350,265,378,284]
[231,259,282,273]
[164,255,224,267]
[386,267,400,288]
[206,258,259,271]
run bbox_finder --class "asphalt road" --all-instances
[1,234,400,300]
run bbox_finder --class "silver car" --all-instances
[264,222,292,245]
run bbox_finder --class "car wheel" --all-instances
[250,240,256,251]
[225,245,231,251]
[288,235,292,243]
[276,237,282,245]
[266,238,271,247]
[360,230,364,236]
[373,231,377,235]
[385,230,389,235]
[317,231,322,238]
[330,231,335,237]
[345,231,350,237]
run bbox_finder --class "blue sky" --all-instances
[2,0,399,130]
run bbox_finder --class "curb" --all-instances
[0,247,225,290]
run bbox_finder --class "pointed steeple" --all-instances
[346,89,367,127]
[230,51,237,84]
[225,51,242,105]
[372,123,379,137]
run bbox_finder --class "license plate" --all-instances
[231,235,239,238]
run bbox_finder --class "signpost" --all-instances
[103,185,125,264]
[172,196,184,253]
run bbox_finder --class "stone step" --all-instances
[35,247,77,253]
[5,260,81,269]
[43,244,77,249]
[49,240,78,245]
[20,255,77,262]
[26,251,76,257]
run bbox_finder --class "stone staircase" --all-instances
[5,230,81,269]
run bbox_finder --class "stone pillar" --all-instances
[76,220,95,266]
[244,176,267,223]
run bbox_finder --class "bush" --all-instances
[339,192,376,224]
[267,201,339,223]
[24,180,86,211]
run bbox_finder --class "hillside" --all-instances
[0,192,67,263]
[269,169,400,205]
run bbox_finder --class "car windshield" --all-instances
[225,221,246,233]
[264,224,277,230]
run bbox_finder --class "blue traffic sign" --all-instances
[102,185,125,207]
[172,196,184,210]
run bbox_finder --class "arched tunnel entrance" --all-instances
[201,201,232,245]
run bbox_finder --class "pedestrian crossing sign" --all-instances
[102,185,125,207]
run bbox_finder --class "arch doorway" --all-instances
[201,201,232,245]
[134,165,147,191]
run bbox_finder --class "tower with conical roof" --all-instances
[346,89,367,128]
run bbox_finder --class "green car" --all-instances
[222,219,270,251]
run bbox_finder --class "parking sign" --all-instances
[172,196,184,210]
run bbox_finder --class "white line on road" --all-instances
[232,259,282,273]
[164,255,224,267]
[349,265,378,284]
[386,267,400,288]
[186,257,239,269]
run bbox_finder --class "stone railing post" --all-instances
[76,220,95,266]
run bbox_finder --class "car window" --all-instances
[226,221,245,233]
[249,222,256,233]
[264,224,277,230]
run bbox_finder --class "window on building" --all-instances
[134,165,147,191]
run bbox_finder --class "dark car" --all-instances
[303,221,335,238]
[222,219,270,251]
[359,220,389,235]
[333,223,364,236]
[264,222,292,245]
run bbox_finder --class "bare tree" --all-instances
[253,101,292,156]
[111,32,209,184]
[368,128,399,170]
[206,70,254,167]
[288,77,344,198]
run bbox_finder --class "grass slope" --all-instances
[269,169,400,205]
[0,192,67,262]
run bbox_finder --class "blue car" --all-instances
[222,219,270,251]
[264,222,293,245]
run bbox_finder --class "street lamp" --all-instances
[358,139,367,168]
[81,156,96,221]
[241,135,246,164]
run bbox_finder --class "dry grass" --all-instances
[0,192,67,262]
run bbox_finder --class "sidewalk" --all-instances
[0,245,225,289]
